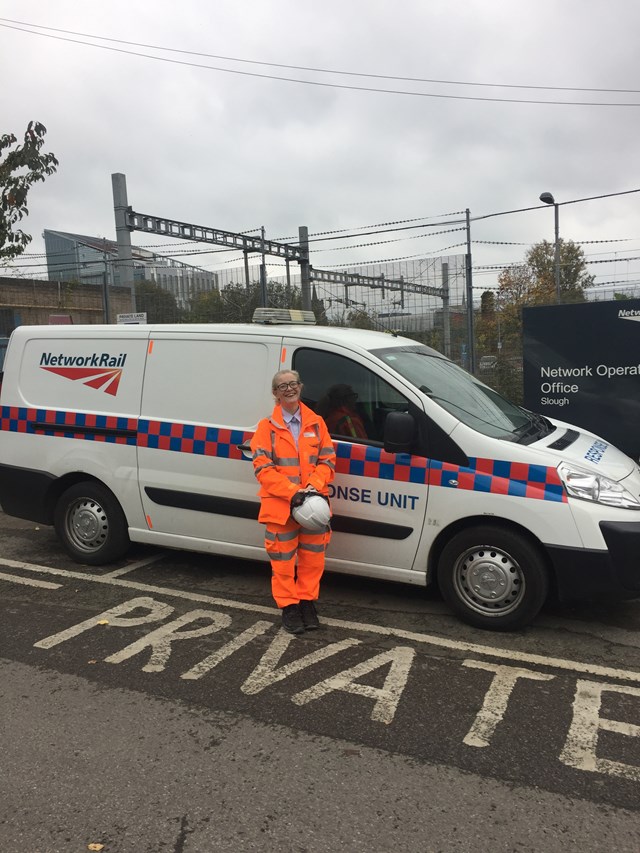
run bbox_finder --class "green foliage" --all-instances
[346,307,376,329]
[188,279,307,323]
[312,291,329,325]
[1,122,58,260]
[135,280,183,323]
[480,290,496,315]
[526,239,594,302]
[475,239,593,403]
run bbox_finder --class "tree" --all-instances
[135,280,183,323]
[475,239,593,403]
[188,279,308,324]
[526,239,594,303]
[482,240,594,356]
[346,307,376,329]
[189,287,227,323]
[1,122,58,260]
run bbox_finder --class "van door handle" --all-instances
[238,442,253,459]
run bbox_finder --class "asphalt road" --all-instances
[1,511,640,852]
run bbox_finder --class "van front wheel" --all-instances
[54,482,130,565]
[438,526,548,631]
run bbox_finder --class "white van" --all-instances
[0,317,639,630]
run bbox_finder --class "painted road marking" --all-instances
[3,557,640,684]
[102,554,166,579]
[462,661,555,747]
[560,681,640,782]
[0,571,61,590]
[28,594,640,780]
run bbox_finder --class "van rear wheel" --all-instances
[54,481,130,565]
[438,526,548,631]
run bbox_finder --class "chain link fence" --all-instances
[5,265,640,410]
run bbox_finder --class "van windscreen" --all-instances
[370,346,533,440]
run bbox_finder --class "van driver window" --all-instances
[293,348,409,443]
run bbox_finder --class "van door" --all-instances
[137,331,281,552]
[289,341,430,577]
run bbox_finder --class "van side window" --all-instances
[293,348,410,443]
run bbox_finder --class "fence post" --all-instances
[442,261,451,359]
[465,209,475,373]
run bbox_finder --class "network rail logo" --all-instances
[39,352,127,396]
[618,308,640,321]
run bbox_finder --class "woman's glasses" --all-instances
[276,381,301,392]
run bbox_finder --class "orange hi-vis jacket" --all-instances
[325,405,367,440]
[250,402,336,525]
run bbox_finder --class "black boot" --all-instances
[281,604,305,634]
[299,600,320,630]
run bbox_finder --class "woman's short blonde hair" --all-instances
[272,369,302,393]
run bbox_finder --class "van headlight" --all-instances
[558,463,640,510]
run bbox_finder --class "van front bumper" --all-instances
[547,520,640,601]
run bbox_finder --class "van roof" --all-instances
[11,323,443,357]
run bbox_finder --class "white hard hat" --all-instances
[292,494,331,531]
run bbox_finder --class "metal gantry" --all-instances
[126,210,305,262]
[112,172,456,359]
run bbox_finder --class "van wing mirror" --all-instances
[383,411,415,454]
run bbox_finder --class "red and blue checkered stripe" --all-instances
[334,441,567,502]
[0,406,138,445]
[137,419,249,459]
[0,407,567,502]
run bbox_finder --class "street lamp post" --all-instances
[539,192,561,302]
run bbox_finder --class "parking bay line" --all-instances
[0,570,61,589]
[3,556,640,685]
[102,555,166,579]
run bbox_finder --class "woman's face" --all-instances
[274,372,302,411]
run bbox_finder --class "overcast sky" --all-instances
[2,0,640,299]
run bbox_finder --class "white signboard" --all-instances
[117,312,148,325]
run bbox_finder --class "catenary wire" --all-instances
[3,18,640,95]
[3,22,640,107]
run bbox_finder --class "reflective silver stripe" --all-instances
[252,446,273,460]
[270,431,299,467]
[319,446,334,455]
[320,460,336,471]
[308,455,318,464]
[287,475,301,484]
[276,529,299,542]
[299,541,327,552]
[266,529,298,544]
[254,462,275,474]
[270,548,297,561]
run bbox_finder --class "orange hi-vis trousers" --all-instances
[264,517,331,608]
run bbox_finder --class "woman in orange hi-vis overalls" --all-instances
[250,369,336,635]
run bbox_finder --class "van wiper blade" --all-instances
[513,411,554,443]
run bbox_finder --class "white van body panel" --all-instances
[0,326,148,529]
[1,322,639,627]
[136,330,281,548]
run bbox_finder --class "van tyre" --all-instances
[438,526,548,631]
[54,482,130,565]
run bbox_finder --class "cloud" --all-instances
[2,0,640,297]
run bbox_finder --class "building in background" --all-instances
[44,229,218,310]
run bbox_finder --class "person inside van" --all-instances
[317,383,368,440]
[250,369,336,635]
